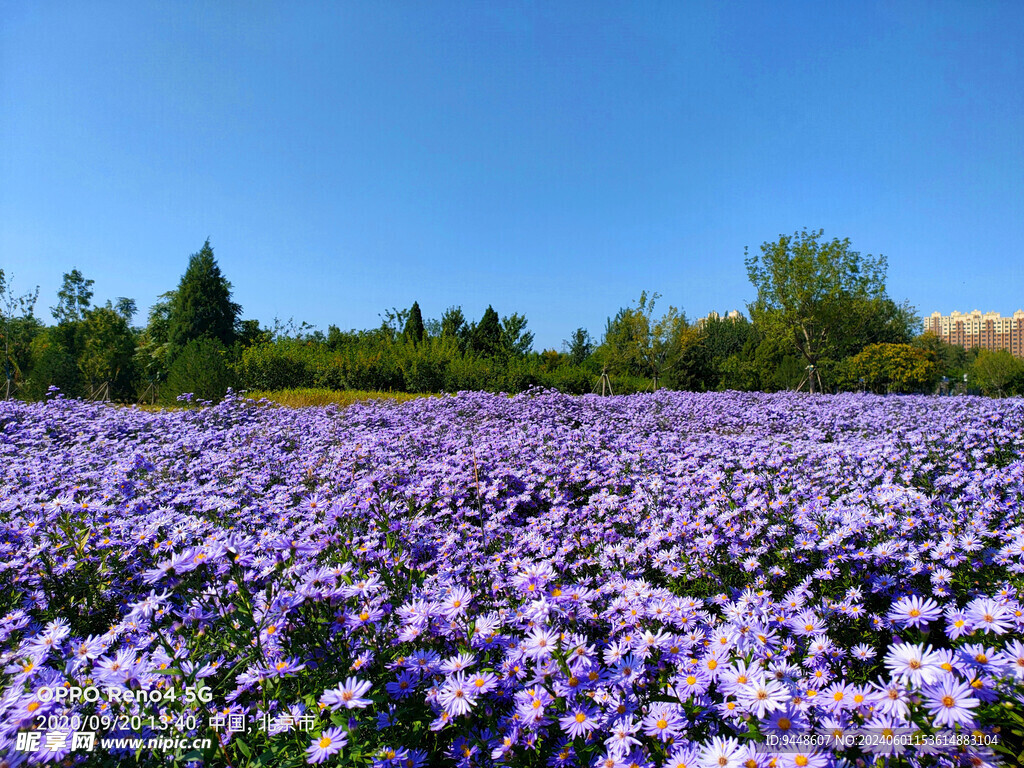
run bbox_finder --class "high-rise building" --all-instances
[924,310,1024,357]
[695,310,742,329]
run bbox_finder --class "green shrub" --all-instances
[165,338,237,403]
[24,327,83,399]
[539,365,595,395]
[235,341,313,391]
[838,343,938,394]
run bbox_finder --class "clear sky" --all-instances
[2,1,1022,349]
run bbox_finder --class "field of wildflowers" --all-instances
[1,389,1023,767]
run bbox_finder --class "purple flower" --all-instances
[306,727,347,764]
[558,704,599,739]
[439,586,472,619]
[523,626,559,660]
[883,642,945,687]
[699,735,742,768]
[996,639,1024,679]
[320,677,373,710]
[923,677,979,728]
[3,388,1023,764]
[944,607,974,640]
[603,717,641,755]
[851,643,876,661]
[738,675,788,718]
[385,670,417,699]
[967,597,1012,634]
[641,704,685,742]
[887,595,941,628]
[437,672,477,717]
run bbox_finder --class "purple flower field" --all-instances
[2,390,1024,767]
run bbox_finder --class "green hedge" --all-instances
[233,338,649,396]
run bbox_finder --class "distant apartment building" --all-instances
[695,310,742,329]
[924,310,1024,357]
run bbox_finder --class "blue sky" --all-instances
[2,1,1022,349]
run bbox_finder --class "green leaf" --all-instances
[236,738,252,758]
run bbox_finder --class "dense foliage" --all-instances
[166,241,241,355]
[1,391,1023,766]
[3,229,1023,403]
[745,230,918,394]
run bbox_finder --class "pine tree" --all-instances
[470,306,502,357]
[403,301,426,344]
[167,240,240,355]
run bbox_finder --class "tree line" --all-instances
[2,230,1022,404]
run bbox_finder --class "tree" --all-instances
[599,292,692,388]
[744,326,805,392]
[26,327,83,399]
[501,313,534,357]
[269,316,318,341]
[51,269,94,324]
[538,349,564,372]
[134,292,176,390]
[0,270,41,396]
[825,296,919,364]
[913,331,968,381]
[971,349,1024,397]
[440,306,468,351]
[469,306,502,357]
[113,297,137,324]
[80,306,137,399]
[403,301,426,344]
[601,308,644,375]
[167,240,240,354]
[745,229,889,393]
[326,325,348,351]
[677,314,753,391]
[564,328,593,366]
[164,337,236,404]
[424,317,442,338]
[843,343,938,394]
[378,307,409,341]
[237,319,272,347]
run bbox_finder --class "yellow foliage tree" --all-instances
[845,343,937,394]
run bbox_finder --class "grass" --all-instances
[244,387,434,408]
[113,388,433,412]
